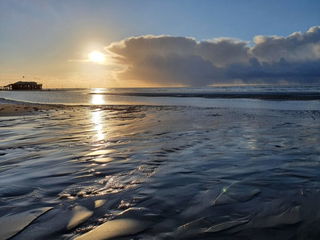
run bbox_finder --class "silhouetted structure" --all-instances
[4,81,42,90]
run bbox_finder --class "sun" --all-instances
[88,51,106,64]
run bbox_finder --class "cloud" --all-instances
[197,38,250,66]
[225,58,320,83]
[106,26,320,86]
[251,26,320,62]
[116,54,223,87]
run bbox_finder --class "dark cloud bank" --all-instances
[107,26,320,86]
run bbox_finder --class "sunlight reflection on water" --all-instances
[91,94,105,105]
[91,110,105,141]
[91,93,106,141]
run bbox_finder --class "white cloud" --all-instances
[251,26,320,62]
[106,26,320,86]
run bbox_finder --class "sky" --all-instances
[0,0,320,88]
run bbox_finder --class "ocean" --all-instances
[0,86,320,239]
[1,85,320,109]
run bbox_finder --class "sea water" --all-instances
[1,85,320,110]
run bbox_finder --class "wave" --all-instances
[0,97,184,110]
[90,91,320,100]
[0,97,71,107]
[0,97,38,105]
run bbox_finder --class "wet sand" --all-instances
[0,98,66,116]
[0,103,56,116]
[0,103,320,239]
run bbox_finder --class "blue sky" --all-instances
[0,0,320,87]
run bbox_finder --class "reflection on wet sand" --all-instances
[1,106,320,239]
[91,110,105,141]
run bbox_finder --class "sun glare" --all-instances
[91,94,105,105]
[88,51,106,64]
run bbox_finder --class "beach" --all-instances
[0,98,66,116]
[1,90,320,239]
[0,103,62,116]
[2,0,320,238]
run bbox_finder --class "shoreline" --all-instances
[1,94,320,117]
[0,103,64,116]
[0,98,66,116]
[0,98,187,117]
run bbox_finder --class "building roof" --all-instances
[5,81,42,87]
[13,81,40,85]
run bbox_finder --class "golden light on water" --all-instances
[91,110,105,141]
[91,93,106,141]
[88,51,106,64]
[91,94,105,105]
